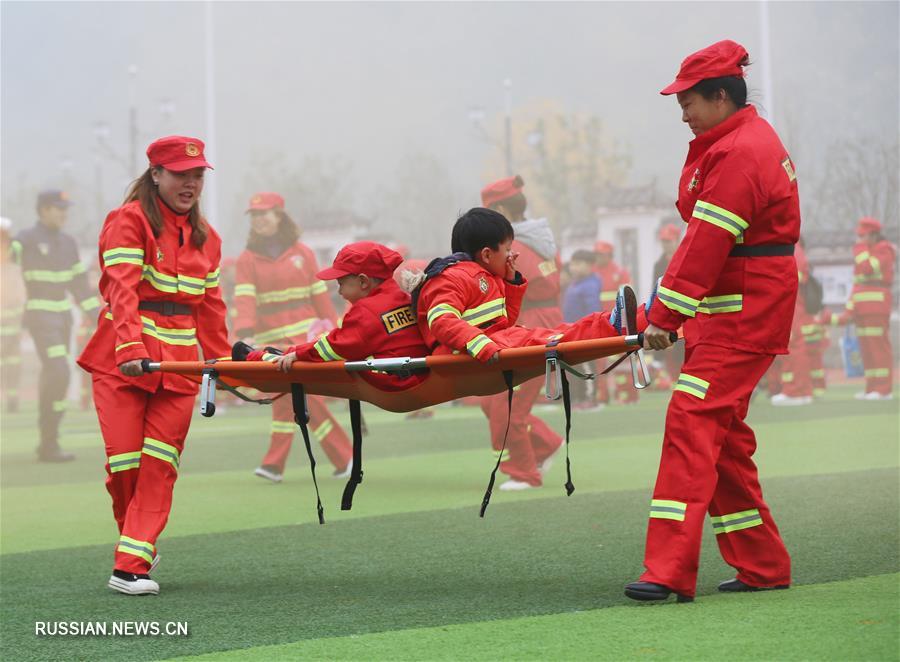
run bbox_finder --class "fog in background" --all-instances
[2,1,898,257]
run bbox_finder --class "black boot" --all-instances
[718,578,789,592]
[624,581,694,603]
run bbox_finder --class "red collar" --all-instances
[156,194,190,226]
[688,104,758,150]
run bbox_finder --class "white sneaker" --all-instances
[254,465,283,483]
[108,571,159,596]
[862,391,893,401]
[770,394,812,407]
[333,459,353,479]
[854,391,869,400]
[499,479,534,491]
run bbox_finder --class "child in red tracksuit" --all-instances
[245,242,429,391]
[413,207,644,490]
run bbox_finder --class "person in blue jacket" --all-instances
[562,249,602,407]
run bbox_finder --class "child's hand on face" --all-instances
[275,352,298,373]
[505,251,519,281]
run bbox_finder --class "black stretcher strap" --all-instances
[480,370,514,518]
[341,399,364,511]
[291,383,325,525]
[729,244,794,257]
[545,338,576,496]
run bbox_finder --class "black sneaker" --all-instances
[108,569,159,595]
[624,580,693,603]
[718,578,789,592]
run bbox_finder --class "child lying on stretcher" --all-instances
[234,241,430,391]
[407,208,647,362]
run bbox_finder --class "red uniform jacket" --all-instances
[513,239,563,328]
[847,240,895,317]
[281,278,429,391]
[77,200,231,394]
[416,261,527,363]
[648,105,801,355]
[234,241,336,345]
[594,261,631,313]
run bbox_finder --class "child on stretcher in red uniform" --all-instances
[237,241,430,391]
[411,207,647,362]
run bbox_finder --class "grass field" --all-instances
[1,384,897,661]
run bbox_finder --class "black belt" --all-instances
[521,298,559,311]
[729,244,795,257]
[138,300,193,316]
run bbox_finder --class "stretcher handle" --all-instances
[142,360,157,373]
[634,331,679,348]
[343,357,428,373]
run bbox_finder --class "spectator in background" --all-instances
[594,240,636,405]
[653,223,682,284]
[563,250,602,407]
[12,190,100,462]
[233,192,353,483]
[1,217,25,413]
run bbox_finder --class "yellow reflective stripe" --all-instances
[106,311,198,347]
[118,535,155,563]
[255,318,316,344]
[72,262,86,275]
[205,268,220,289]
[52,400,67,412]
[494,448,511,461]
[313,420,334,440]
[693,200,749,238]
[650,499,687,522]
[710,508,763,534]
[258,285,313,304]
[10,240,23,262]
[600,291,617,302]
[80,296,101,311]
[465,334,492,358]
[0,356,23,366]
[311,281,328,295]
[854,251,870,264]
[697,294,743,314]
[115,341,143,352]
[142,437,180,468]
[108,451,142,473]
[23,269,77,283]
[46,344,67,358]
[271,421,296,434]
[102,247,145,267]
[235,283,257,297]
[674,372,709,399]
[313,333,344,362]
[657,286,700,317]
[801,324,819,334]
[427,303,462,328]
[26,299,71,312]
[781,372,794,382]
[140,265,206,295]
[864,368,889,378]
[868,256,882,280]
[852,291,885,303]
[856,327,885,337]
[462,297,507,326]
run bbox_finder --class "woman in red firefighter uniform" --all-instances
[828,217,895,399]
[78,136,231,596]
[626,40,797,602]
[478,176,563,491]
[234,192,352,483]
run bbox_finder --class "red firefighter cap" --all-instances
[660,40,749,96]
[856,216,883,236]
[316,241,404,280]
[146,135,213,172]
[246,192,285,213]
[594,240,614,254]
[481,175,524,207]
[658,223,681,242]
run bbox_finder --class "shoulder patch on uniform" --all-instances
[479,276,489,293]
[291,255,304,270]
[380,305,417,335]
[781,156,797,182]
[538,259,557,277]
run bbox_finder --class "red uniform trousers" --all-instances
[93,373,195,574]
[640,343,791,597]
[856,313,893,395]
[474,310,626,486]
[780,321,813,398]
[807,339,827,396]
[262,392,352,473]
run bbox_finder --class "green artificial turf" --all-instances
[1,386,897,661]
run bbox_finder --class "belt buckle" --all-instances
[162,301,175,316]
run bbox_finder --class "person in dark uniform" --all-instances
[11,190,100,462]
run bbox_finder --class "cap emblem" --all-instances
[185,143,201,157]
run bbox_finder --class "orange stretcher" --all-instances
[145,333,656,415]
